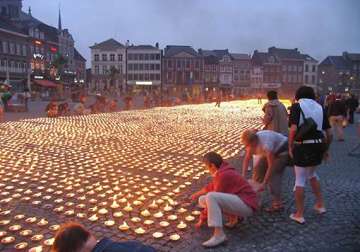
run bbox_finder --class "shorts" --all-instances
[293,143,325,167]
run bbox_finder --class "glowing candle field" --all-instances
[0,100,264,251]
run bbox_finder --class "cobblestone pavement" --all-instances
[182,121,360,252]
[0,102,359,252]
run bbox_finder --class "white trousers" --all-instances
[199,192,253,227]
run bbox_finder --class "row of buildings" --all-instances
[89,37,360,96]
[0,0,86,93]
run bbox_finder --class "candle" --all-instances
[131,217,141,223]
[185,215,195,222]
[118,221,130,231]
[113,211,123,218]
[1,236,15,244]
[148,200,158,209]
[20,229,33,236]
[152,232,164,239]
[167,215,178,221]
[28,245,43,252]
[153,211,163,218]
[164,204,173,212]
[31,234,44,241]
[98,208,108,215]
[159,221,169,227]
[134,227,146,235]
[177,221,187,229]
[9,225,22,231]
[144,220,154,225]
[43,238,55,246]
[88,214,98,222]
[169,234,181,241]
[104,220,115,227]
[123,203,133,212]
[15,242,28,250]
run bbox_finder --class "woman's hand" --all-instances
[190,192,201,202]
[195,218,205,229]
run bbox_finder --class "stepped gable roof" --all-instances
[90,38,124,50]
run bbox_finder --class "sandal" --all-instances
[264,203,284,213]
[290,213,305,224]
[314,206,327,214]
[224,217,244,228]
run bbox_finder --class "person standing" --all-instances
[288,86,332,224]
[241,129,289,212]
[262,90,289,135]
[328,95,347,141]
[191,152,257,247]
[346,94,359,124]
[215,91,222,107]
[23,87,31,112]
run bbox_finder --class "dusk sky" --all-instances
[25,0,360,67]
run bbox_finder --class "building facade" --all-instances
[90,38,126,91]
[318,52,360,94]
[252,50,282,91]
[231,53,251,95]
[250,65,263,90]
[162,45,203,96]
[0,17,29,85]
[127,44,161,90]
[302,54,318,90]
[201,50,219,90]
[268,47,304,94]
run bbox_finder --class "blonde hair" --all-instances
[241,129,258,145]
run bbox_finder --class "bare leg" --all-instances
[310,177,324,208]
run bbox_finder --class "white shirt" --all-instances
[298,98,323,131]
[256,130,288,155]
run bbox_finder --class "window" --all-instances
[282,65,287,72]
[102,65,107,74]
[150,73,155,80]
[312,65,316,72]
[139,64,144,70]
[156,54,160,60]
[128,64,133,71]
[134,54,138,60]
[312,75,316,84]
[128,74,133,81]
[94,54,99,61]
[22,45,27,56]
[167,60,172,68]
[144,73,149,81]
[167,72,172,81]
[298,65,303,72]
[139,54,144,60]
[305,64,309,72]
[144,64,149,70]
[144,54,149,60]
[102,54,107,61]
[9,43,15,54]
[3,41,8,53]
[128,54,133,61]
[150,64,155,70]
[110,54,115,61]
[155,74,160,80]
[134,73,138,80]
[155,64,160,70]
[177,60,181,69]
[94,65,99,74]
[150,54,155,60]
[305,75,308,83]
[139,73,144,80]
[186,60,190,69]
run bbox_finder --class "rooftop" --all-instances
[90,38,125,50]
[74,48,86,62]
[164,45,199,57]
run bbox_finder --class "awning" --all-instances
[33,80,58,88]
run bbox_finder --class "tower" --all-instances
[0,0,23,19]
[58,7,62,31]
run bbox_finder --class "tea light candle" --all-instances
[159,221,169,227]
[98,208,108,215]
[31,234,44,241]
[131,217,141,223]
[104,220,115,227]
[113,211,123,218]
[152,232,164,239]
[153,211,163,218]
[167,215,178,221]
[185,215,195,222]
[169,234,181,241]
[118,221,130,231]
[0,231,7,238]
[9,225,22,231]
[37,219,48,226]
[28,245,43,252]
[144,220,154,225]
[164,204,173,212]
[123,203,133,212]
[1,236,15,244]
[192,210,201,216]
[141,209,151,217]
[177,221,187,229]
[43,238,55,246]
[88,214,98,222]
[148,200,158,209]
[20,229,33,236]
[177,208,187,213]
[49,225,60,231]
[134,227,146,235]
[15,242,28,250]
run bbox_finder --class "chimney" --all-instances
[155,42,159,49]
[198,48,203,55]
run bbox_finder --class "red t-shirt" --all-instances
[200,162,258,220]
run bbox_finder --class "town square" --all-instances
[1,0,360,251]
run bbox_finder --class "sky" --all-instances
[24,0,360,67]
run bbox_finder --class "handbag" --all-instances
[294,107,318,141]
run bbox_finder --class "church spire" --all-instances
[28,6,32,16]
[58,6,62,31]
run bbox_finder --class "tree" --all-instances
[52,53,68,76]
